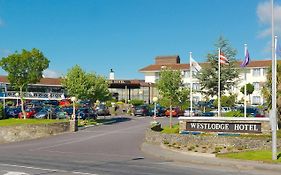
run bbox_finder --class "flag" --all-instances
[190,57,202,72]
[240,49,250,67]
[219,51,229,65]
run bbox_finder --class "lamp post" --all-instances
[71,97,77,120]
[152,97,158,120]
[15,92,19,106]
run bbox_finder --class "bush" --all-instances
[161,124,179,134]
[129,99,144,106]
[0,103,4,120]
[224,111,244,117]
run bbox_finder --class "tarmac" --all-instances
[141,142,281,174]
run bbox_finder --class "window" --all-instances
[252,96,261,105]
[252,68,261,77]
[253,82,260,91]
[193,83,200,91]
[263,68,267,76]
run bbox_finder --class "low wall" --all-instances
[145,129,281,154]
[0,121,70,144]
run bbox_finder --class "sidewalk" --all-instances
[141,142,281,174]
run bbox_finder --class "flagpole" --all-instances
[271,0,277,160]
[244,44,247,118]
[218,48,221,117]
[189,52,193,117]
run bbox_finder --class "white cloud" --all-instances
[257,0,281,38]
[43,69,62,78]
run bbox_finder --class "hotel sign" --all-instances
[186,122,261,133]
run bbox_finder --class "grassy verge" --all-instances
[0,118,67,126]
[217,150,281,163]
[161,124,179,134]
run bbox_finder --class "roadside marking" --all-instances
[3,172,29,175]
[0,163,98,175]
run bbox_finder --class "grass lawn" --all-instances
[0,118,67,126]
[161,124,179,134]
[217,150,281,163]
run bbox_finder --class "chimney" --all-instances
[109,69,115,80]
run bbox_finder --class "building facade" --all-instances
[139,56,275,105]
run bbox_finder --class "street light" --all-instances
[71,97,77,120]
[152,97,158,120]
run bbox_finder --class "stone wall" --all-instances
[145,129,281,153]
[0,121,70,144]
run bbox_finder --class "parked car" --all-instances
[184,108,202,116]
[165,107,183,117]
[149,105,166,117]
[55,108,70,119]
[77,108,97,120]
[34,107,57,119]
[18,107,41,119]
[201,112,215,117]
[95,104,110,116]
[237,107,265,117]
[134,105,150,116]
[5,106,21,118]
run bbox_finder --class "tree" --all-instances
[62,65,111,103]
[213,94,237,107]
[196,36,240,97]
[176,87,190,110]
[240,83,254,103]
[0,49,49,119]
[156,67,182,128]
[262,62,281,124]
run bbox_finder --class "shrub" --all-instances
[224,111,244,117]
[0,103,4,120]
[129,99,144,106]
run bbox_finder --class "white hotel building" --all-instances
[139,55,275,105]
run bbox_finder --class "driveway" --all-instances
[0,116,278,175]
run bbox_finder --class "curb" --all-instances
[141,142,281,173]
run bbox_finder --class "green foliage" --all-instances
[196,36,240,97]
[0,103,4,120]
[224,111,243,117]
[262,62,281,121]
[176,87,190,110]
[158,96,171,108]
[0,48,50,119]
[156,68,182,103]
[129,99,144,106]
[62,65,111,102]
[240,83,254,96]
[0,119,67,126]
[217,150,281,163]
[161,124,179,134]
[0,48,50,89]
[213,94,237,107]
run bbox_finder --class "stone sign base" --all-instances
[178,117,271,134]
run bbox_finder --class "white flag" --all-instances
[190,57,201,72]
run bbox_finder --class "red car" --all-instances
[18,108,41,119]
[165,107,183,117]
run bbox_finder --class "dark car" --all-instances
[150,105,166,117]
[34,107,57,119]
[5,107,22,118]
[201,112,215,117]
[77,108,97,120]
[237,107,265,117]
[96,104,110,116]
[134,105,150,116]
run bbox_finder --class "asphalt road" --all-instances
[0,116,278,175]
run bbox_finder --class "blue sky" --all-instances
[0,0,280,79]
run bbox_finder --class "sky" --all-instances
[0,0,280,79]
